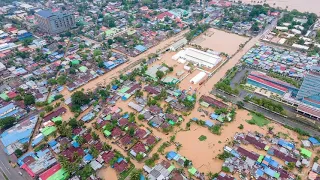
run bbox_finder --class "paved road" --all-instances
[212,89,320,137]
[0,149,32,180]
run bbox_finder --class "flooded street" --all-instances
[61,29,190,99]
[241,0,320,15]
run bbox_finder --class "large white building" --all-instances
[172,48,221,69]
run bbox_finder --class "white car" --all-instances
[18,171,22,176]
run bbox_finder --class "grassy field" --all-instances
[246,113,270,127]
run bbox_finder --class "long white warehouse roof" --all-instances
[173,48,221,68]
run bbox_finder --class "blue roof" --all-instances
[0,103,15,116]
[112,85,118,90]
[210,113,219,120]
[269,160,279,168]
[256,169,264,176]
[166,151,177,160]
[36,10,54,18]
[1,128,33,147]
[278,139,295,149]
[84,154,93,161]
[205,120,214,127]
[48,140,57,147]
[191,118,198,121]
[309,137,320,145]
[72,141,80,148]
[117,157,124,163]
[122,114,129,119]
[135,45,147,52]
[264,167,276,177]
[18,152,36,166]
[31,134,44,147]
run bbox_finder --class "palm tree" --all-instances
[91,131,99,141]
[102,142,111,151]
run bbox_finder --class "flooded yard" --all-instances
[191,28,249,56]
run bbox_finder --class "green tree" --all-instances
[130,169,142,180]
[0,116,16,130]
[57,75,67,85]
[71,91,90,111]
[136,153,144,161]
[14,149,23,157]
[24,94,35,105]
[22,38,33,47]
[156,71,165,79]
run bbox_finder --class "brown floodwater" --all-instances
[241,0,320,15]
[191,28,249,56]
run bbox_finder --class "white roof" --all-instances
[190,71,206,84]
[175,48,221,68]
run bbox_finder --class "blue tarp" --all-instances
[166,151,177,160]
[309,137,320,146]
[122,114,129,119]
[205,120,214,127]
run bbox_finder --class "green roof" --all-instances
[104,130,111,137]
[71,60,80,65]
[300,148,312,158]
[79,66,88,72]
[105,28,119,36]
[217,115,225,122]
[188,167,197,175]
[47,168,68,180]
[104,114,111,121]
[168,120,175,125]
[167,165,175,172]
[0,93,9,100]
[274,172,280,178]
[161,76,179,84]
[41,126,57,136]
[257,155,264,163]
[48,95,55,103]
[264,145,269,151]
[52,116,62,123]
[119,86,130,93]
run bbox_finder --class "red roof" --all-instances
[146,135,156,145]
[39,163,61,180]
[7,92,17,99]
[132,142,146,154]
[101,151,115,163]
[120,134,132,145]
[118,118,128,127]
[111,127,123,137]
[250,71,293,88]
[114,161,128,173]
[72,128,83,135]
[236,147,259,161]
[21,164,35,177]
[135,128,147,139]
[43,107,67,122]
[83,133,93,143]
[248,75,288,92]
[156,11,174,20]
[61,147,85,161]
[244,134,267,150]
[200,95,227,108]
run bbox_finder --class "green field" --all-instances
[246,113,270,127]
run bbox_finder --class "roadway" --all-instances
[0,148,32,180]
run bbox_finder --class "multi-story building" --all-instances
[35,10,75,34]
[296,72,320,109]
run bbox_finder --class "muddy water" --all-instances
[241,0,320,15]
[175,109,260,173]
[192,28,249,55]
[97,167,118,180]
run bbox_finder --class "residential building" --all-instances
[35,10,75,34]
